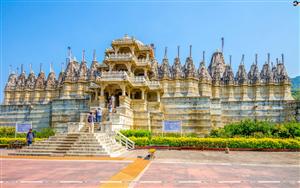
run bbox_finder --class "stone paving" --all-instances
[1,149,300,188]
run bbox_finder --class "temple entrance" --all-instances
[104,84,123,108]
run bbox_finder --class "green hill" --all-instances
[291,76,300,100]
[291,76,300,91]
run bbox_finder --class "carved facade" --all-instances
[2,35,295,134]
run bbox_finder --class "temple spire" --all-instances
[241,54,245,65]
[50,63,54,73]
[177,46,180,58]
[221,37,224,53]
[61,62,64,73]
[93,49,97,61]
[164,47,168,58]
[40,63,43,73]
[67,46,72,61]
[29,64,33,73]
[189,45,192,58]
[21,64,24,74]
[82,50,85,62]
[255,54,258,65]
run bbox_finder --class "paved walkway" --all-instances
[1,149,299,188]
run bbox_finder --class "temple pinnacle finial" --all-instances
[267,53,270,64]
[202,51,205,63]
[221,37,224,53]
[9,65,12,74]
[229,55,232,67]
[255,54,258,65]
[67,46,72,61]
[164,47,168,58]
[50,63,54,73]
[29,64,33,73]
[177,46,180,58]
[189,45,192,58]
[281,53,284,64]
[61,62,64,72]
[21,64,24,74]
[93,49,97,61]
[40,63,43,73]
[82,50,85,62]
[241,54,245,65]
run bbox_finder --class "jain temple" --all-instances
[1,35,298,135]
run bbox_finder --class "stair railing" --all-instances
[114,130,135,150]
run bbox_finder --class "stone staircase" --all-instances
[11,126,127,157]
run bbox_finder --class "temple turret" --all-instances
[208,50,226,80]
[184,45,196,78]
[89,49,99,80]
[248,54,261,84]
[25,65,36,89]
[35,64,46,89]
[78,50,89,80]
[235,55,247,84]
[260,53,274,83]
[159,47,171,79]
[171,46,183,79]
[222,63,234,85]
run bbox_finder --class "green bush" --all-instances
[120,129,152,138]
[130,136,300,149]
[0,138,44,145]
[209,120,300,138]
[0,126,55,138]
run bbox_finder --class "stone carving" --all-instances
[248,63,260,84]
[150,59,159,80]
[171,57,183,79]
[46,72,57,89]
[208,51,225,79]
[35,71,46,89]
[65,60,80,81]
[159,57,171,79]
[78,61,89,80]
[25,72,36,89]
[222,64,234,84]
[260,62,274,83]
[183,57,196,78]
[89,61,99,80]
[5,72,18,90]
[275,60,288,82]
[198,61,211,81]
[57,72,65,86]
[235,55,247,84]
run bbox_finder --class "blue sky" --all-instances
[1,0,299,102]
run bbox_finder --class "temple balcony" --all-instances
[148,80,161,90]
[136,58,151,67]
[130,76,149,86]
[105,53,136,62]
[98,71,129,82]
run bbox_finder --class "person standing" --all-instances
[87,112,95,133]
[26,128,35,146]
[96,108,102,122]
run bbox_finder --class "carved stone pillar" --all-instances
[157,91,160,102]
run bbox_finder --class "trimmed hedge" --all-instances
[120,129,152,138]
[0,127,55,138]
[0,138,44,145]
[130,137,300,149]
[209,120,300,138]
